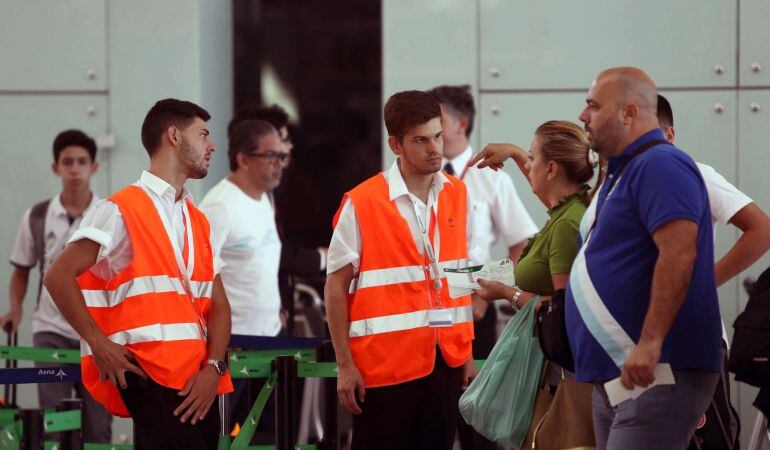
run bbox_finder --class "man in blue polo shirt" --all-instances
[566,67,722,449]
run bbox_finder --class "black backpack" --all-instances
[729,266,770,387]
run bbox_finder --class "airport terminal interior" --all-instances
[0,1,769,449]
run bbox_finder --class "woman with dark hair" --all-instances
[470,120,600,449]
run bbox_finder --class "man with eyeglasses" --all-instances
[201,119,287,340]
[199,119,288,431]
[228,104,329,334]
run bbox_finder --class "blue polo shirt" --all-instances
[565,129,722,382]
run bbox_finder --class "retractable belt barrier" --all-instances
[0,335,485,450]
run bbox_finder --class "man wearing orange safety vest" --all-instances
[45,99,233,450]
[325,90,479,450]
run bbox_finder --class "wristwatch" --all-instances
[207,359,227,376]
[510,287,524,312]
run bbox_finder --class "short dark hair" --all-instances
[141,98,210,156]
[53,129,97,163]
[228,104,289,139]
[228,119,277,172]
[657,94,674,128]
[383,90,441,141]
[427,84,476,137]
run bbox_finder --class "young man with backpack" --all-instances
[0,129,112,443]
[44,99,233,450]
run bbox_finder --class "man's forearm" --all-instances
[43,267,105,346]
[715,228,770,287]
[8,268,29,312]
[205,277,231,361]
[639,248,696,345]
[325,281,355,368]
[509,146,530,180]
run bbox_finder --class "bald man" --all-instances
[565,67,721,449]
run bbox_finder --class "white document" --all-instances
[604,363,675,407]
[448,286,475,299]
[443,259,515,299]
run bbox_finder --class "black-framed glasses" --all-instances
[246,150,291,164]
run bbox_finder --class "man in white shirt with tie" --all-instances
[428,84,538,450]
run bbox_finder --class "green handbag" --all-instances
[459,297,544,449]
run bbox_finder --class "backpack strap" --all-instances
[28,199,51,303]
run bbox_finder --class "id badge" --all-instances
[428,308,454,328]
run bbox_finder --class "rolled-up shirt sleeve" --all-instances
[68,199,120,257]
[697,163,753,225]
[68,199,133,279]
[326,198,361,275]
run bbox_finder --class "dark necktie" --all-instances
[443,162,455,176]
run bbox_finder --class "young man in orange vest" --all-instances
[325,90,478,450]
[44,99,234,450]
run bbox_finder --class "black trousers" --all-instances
[458,308,498,450]
[351,351,462,450]
[119,372,220,450]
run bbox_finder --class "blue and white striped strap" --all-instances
[569,243,635,369]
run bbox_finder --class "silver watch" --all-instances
[207,359,227,376]
[510,287,524,312]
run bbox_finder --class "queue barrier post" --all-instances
[57,398,83,450]
[317,340,338,450]
[17,409,43,450]
[3,333,18,408]
[274,355,298,450]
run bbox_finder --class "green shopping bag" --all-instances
[459,297,544,449]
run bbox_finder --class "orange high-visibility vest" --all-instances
[77,186,233,417]
[333,173,474,387]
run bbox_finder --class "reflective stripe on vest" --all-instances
[352,258,467,292]
[189,280,213,298]
[80,322,202,357]
[349,305,473,337]
[82,275,186,308]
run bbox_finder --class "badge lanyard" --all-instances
[154,196,208,339]
[410,185,444,308]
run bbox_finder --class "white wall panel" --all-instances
[382,0,479,167]
[740,0,770,87]
[106,0,202,194]
[480,0,737,90]
[0,1,107,91]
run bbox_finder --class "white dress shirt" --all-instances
[11,193,100,339]
[327,159,479,275]
[70,171,223,281]
[443,146,538,263]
